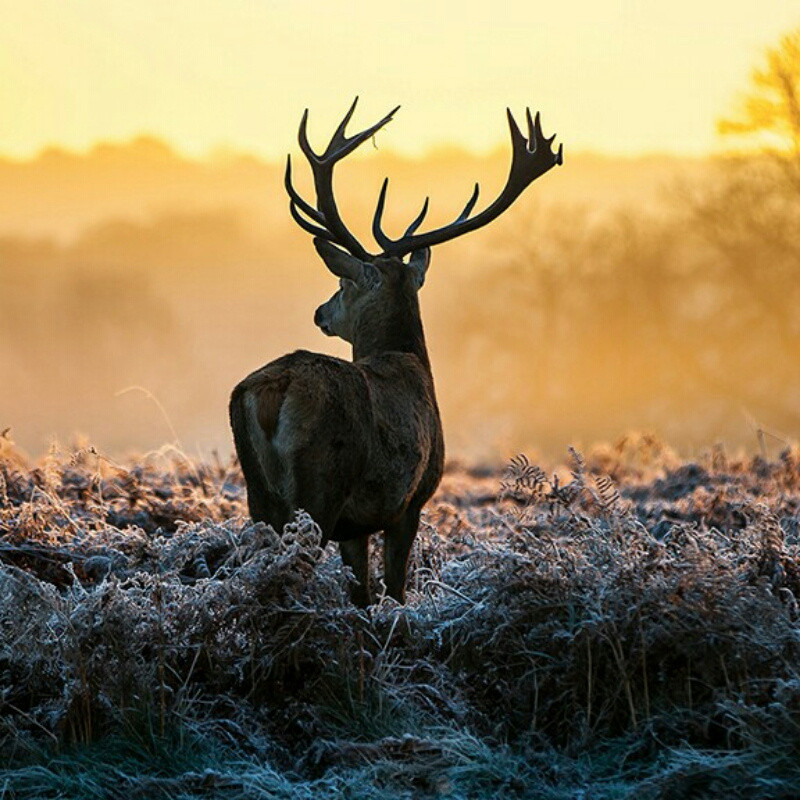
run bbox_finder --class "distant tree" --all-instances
[703,23,800,283]
[676,25,800,431]
[717,25,800,185]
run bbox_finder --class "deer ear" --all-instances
[314,238,368,283]
[407,248,431,289]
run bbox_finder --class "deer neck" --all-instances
[352,294,431,373]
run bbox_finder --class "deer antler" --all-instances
[372,108,563,257]
[285,98,398,260]
[286,103,563,260]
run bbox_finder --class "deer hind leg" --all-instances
[339,536,371,608]
[383,508,421,605]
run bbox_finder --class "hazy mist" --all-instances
[1,139,797,462]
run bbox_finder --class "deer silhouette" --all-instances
[230,100,562,605]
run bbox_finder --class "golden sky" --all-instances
[1,0,798,160]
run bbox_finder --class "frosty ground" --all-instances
[1,433,799,798]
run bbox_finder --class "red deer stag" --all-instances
[230,100,562,606]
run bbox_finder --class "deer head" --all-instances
[312,240,430,345]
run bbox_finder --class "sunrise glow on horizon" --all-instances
[2,1,798,162]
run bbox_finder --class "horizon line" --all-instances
[0,132,741,167]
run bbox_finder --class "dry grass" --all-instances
[2,432,800,798]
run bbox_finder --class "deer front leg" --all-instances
[383,508,421,604]
[339,536,371,608]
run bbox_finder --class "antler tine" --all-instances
[456,183,480,222]
[284,155,326,225]
[285,154,339,242]
[526,107,563,164]
[526,108,540,149]
[373,108,563,257]
[297,109,318,162]
[325,100,400,162]
[506,106,528,151]
[372,176,434,243]
[373,181,481,253]
[299,98,400,164]
[371,178,433,249]
[288,199,336,241]
[403,197,430,238]
[326,97,360,156]
[372,179,392,252]
[288,99,401,259]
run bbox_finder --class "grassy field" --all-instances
[1,432,800,798]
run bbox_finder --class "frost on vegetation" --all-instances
[2,434,800,797]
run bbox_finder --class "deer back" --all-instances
[233,348,442,530]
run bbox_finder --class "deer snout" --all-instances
[314,304,334,336]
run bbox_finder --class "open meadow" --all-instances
[3,9,800,798]
[2,434,800,798]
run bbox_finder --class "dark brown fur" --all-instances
[230,254,444,606]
